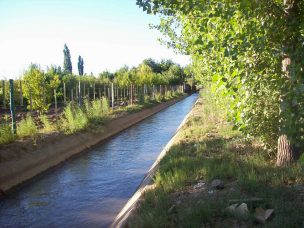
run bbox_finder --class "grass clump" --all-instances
[17,114,38,138]
[0,124,15,144]
[60,103,88,134]
[40,114,56,133]
[129,89,304,227]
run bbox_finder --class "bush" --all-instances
[101,97,109,114]
[154,93,163,103]
[60,103,88,134]
[40,114,55,133]
[0,124,15,144]
[17,114,38,138]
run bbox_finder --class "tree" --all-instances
[78,55,84,76]
[23,64,50,112]
[137,0,304,166]
[63,44,72,74]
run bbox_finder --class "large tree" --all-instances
[78,55,84,76]
[63,44,72,74]
[137,0,304,166]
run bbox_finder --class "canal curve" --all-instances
[0,94,198,227]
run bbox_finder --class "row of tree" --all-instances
[136,0,304,166]
[0,52,192,112]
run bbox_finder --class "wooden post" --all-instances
[19,80,23,107]
[130,84,133,105]
[54,88,57,117]
[2,80,6,109]
[99,87,101,99]
[9,79,16,134]
[71,88,74,102]
[93,83,96,100]
[78,79,81,106]
[83,83,86,99]
[29,88,33,111]
[63,82,66,105]
[111,82,114,109]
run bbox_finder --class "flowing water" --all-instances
[0,94,198,228]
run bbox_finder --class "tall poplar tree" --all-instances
[78,55,84,76]
[63,44,72,74]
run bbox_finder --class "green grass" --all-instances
[39,114,56,133]
[17,114,38,138]
[129,89,304,227]
[60,103,89,134]
[0,124,15,144]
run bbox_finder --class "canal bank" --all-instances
[111,96,199,228]
[0,95,187,193]
[0,94,198,227]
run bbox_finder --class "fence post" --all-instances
[2,80,5,109]
[78,79,81,106]
[9,79,16,135]
[54,88,57,117]
[19,80,23,107]
[63,82,66,105]
[111,82,114,109]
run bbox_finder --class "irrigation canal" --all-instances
[0,94,198,227]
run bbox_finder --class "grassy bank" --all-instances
[128,90,304,227]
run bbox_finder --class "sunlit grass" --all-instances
[129,89,304,227]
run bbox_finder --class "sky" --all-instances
[0,0,190,79]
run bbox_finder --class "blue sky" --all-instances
[0,0,189,79]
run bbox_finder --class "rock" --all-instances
[208,190,214,194]
[211,179,224,189]
[194,181,205,190]
[225,203,238,215]
[235,203,250,220]
[229,197,263,207]
[254,207,274,224]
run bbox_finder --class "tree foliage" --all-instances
[63,44,72,74]
[137,0,304,154]
[23,64,50,112]
[78,55,84,76]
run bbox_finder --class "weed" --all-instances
[0,124,15,144]
[40,114,55,133]
[60,103,88,134]
[17,114,38,138]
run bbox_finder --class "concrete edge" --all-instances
[0,96,187,193]
[111,96,200,228]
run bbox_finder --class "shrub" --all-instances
[154,93,163,103]
[40,114,55,133]
[101,97,110,114]
[0,124,15,144]
[17,114,38,138]
[60,103,88,134]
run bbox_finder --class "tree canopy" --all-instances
[137,0,304,165]
[63,44,72,74]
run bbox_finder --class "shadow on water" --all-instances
[0,94,198,228]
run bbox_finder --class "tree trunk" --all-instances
[276,0,300,166]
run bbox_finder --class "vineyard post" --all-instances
[20,80,23,107]
[29,89,33,111]
[111,82,114,109]
[99,87,101,99]
[93,83,96,100]
[78,78,81,106]
[54,88,57,117]
[63,82,66,105]
[2,80,6,109]
[9,79,16,135]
